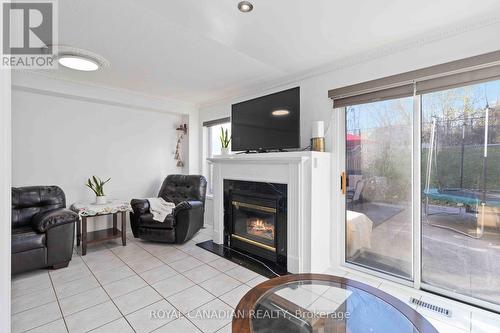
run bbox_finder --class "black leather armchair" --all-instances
[130,175,207,243]
[12,186,78,275]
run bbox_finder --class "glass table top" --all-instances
[250,279,420,333]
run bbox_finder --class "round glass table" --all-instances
[232,274,438,333]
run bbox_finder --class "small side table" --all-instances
[70,200,132,255]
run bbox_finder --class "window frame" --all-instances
[203,118,231,194]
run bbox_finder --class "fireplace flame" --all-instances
[247,218,275,239]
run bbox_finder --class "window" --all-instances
[203,118,231,194]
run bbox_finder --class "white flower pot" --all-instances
[221,147,229,155]
[96,195,107,205]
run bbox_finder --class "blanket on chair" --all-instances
[147,198,176,222]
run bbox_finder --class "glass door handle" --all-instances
[341,172,346,195]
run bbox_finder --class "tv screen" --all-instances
[231,87,300,152]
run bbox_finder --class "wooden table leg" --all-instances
[113,213,117,235]
[121,211,127,246]
[76,217,81,246]
[82,216,87,255]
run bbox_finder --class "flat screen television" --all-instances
[231,87,300,152]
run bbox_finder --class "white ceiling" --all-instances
[33,0,500,105]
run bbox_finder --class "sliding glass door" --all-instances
[342,78,500,308]
[421,80,500,305]
[345,97,413,280]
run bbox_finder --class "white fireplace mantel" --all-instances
[208,151,331,273]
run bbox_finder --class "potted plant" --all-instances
[86,176,111,204]
[220,127,231,155]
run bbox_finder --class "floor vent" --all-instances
[409,297,452,317]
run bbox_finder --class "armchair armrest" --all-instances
[131,199,150,215]
[32,209,79,233]
[172,200,203,216]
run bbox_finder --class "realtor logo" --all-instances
[2,0,58,68]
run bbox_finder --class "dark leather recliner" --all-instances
[12,186,79,275]
[130,175,207,243]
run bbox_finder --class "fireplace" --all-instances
[224,180,287,272]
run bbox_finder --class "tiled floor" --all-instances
[11,227,254,333]
[11,225,500,333]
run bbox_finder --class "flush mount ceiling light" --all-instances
[58,55,99,71]
[238,1,253,13]
[271,109,290,116]
[51,45,110,72]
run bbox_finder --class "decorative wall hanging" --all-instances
[174,124,188,168]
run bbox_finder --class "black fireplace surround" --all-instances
[224,180,287,272]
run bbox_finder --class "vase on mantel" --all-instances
[96,195,107,205]
[221,147,229,155]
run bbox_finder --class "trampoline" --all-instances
[424,106,498,239]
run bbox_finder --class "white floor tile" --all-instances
[65,300,122,333]
[152,317,202,333]
[207,258,238,272]
[12,270,52,298]
[174,241,199,252]
[59,287,109,316]
[215,323,232,333]
[126,300,178,333]
[300,284,331,297]
[307,296,342,313]
[219,284,252,308]
[155,248,190,264]
[11,287,56,314]
[187,299,233,333]
[182,247,221,263]
[245,275,268,288]
[85,256,124,273]
[167,285,215,314]
[54,275,100,299]
[152,274,195,298]
[49,263,92,285]
[25,319,67,333]
[135,241,177,255]
[320,286,352,304]
[275,285,322,309]
[11,301,62,333]
[225,266,259,283]
[191,232,212,244]
[114,286,162,315]
[169,256,203,273]
[199,273,242,297]
[117,250,153,263]
[182,264,220,284]
[103,275,147,298]
[89,318,134,333]
[127,256,164,273]
[139,264,178,285]
[93,265,136,285]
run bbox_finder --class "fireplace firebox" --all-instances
[224,180,287,272]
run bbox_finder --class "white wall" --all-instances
[11,77,197,231]
[199,21,500,268]
[0,60,12,333]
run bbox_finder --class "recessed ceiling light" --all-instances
[238,1,253,13]
[271,109,290,116]
[58,55,99,71]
